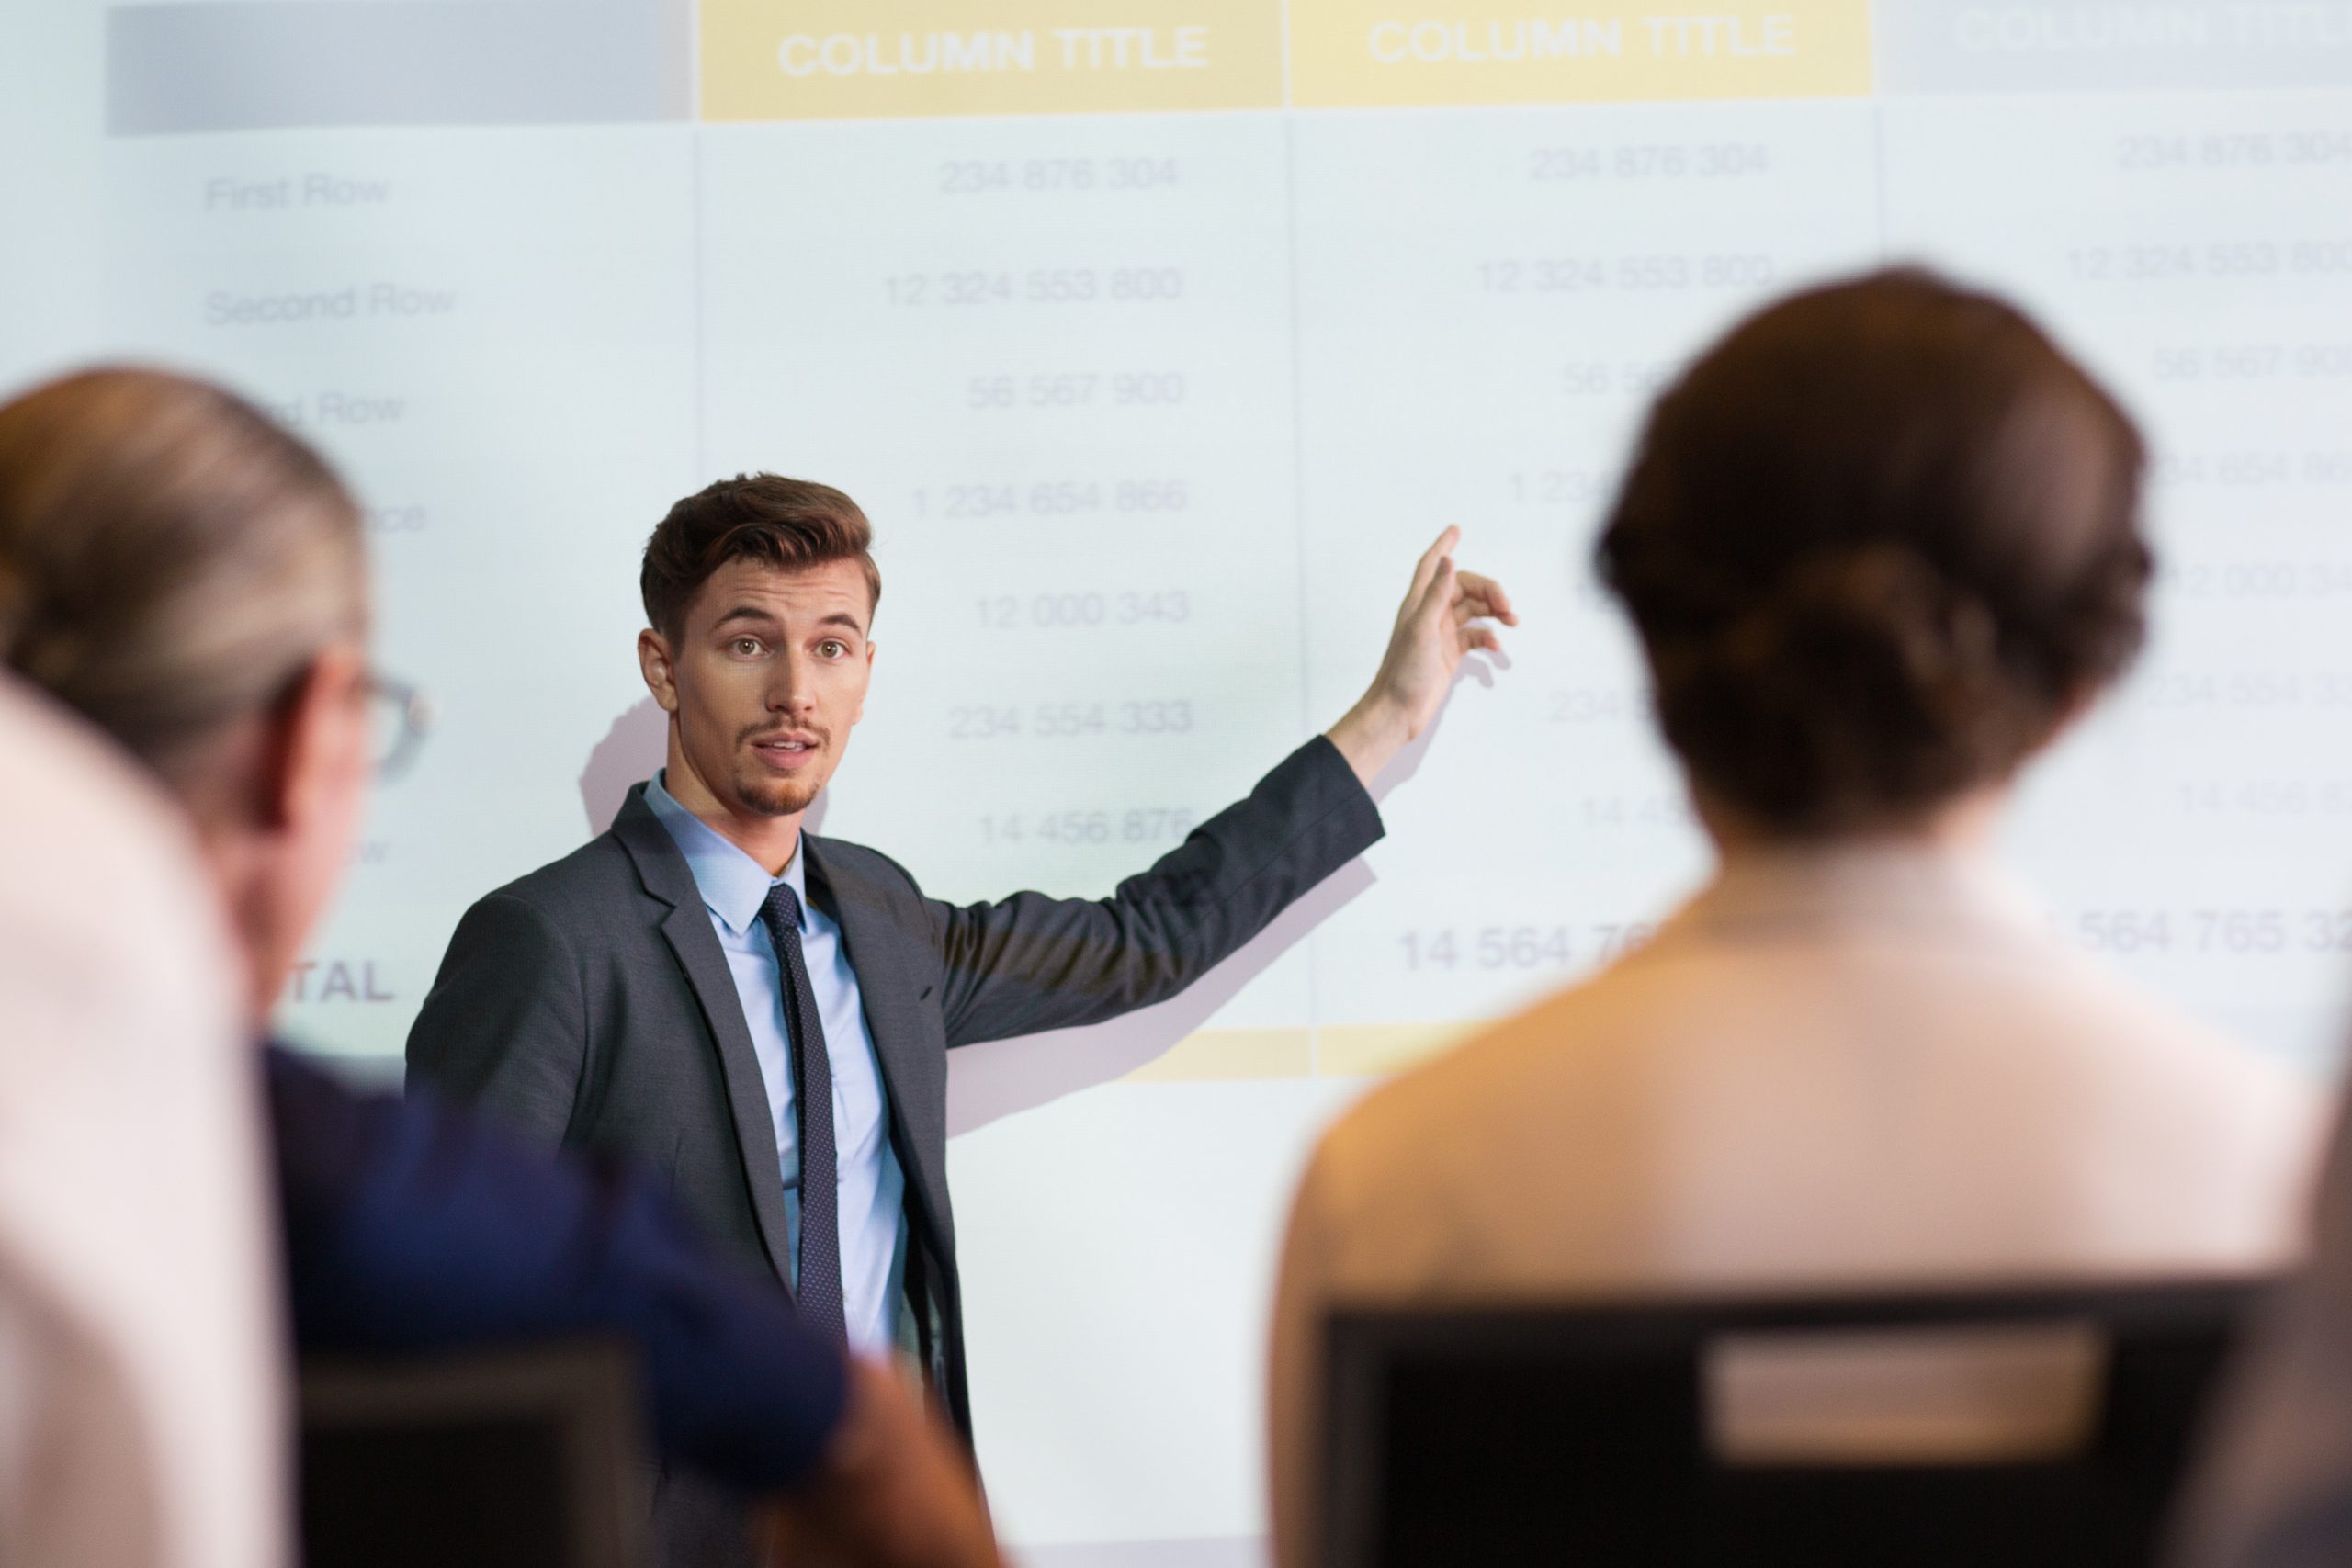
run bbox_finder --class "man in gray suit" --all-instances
[408,474,1511,1556]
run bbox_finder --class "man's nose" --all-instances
[765,649,817,714]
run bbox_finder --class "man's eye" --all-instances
[731,637,763,656]
[818,639,845,658]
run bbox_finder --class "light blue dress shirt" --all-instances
[644,773,907,1354]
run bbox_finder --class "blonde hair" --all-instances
[0,368,367,787]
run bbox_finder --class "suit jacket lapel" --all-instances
[611,786,797,1289]
[803,836,942,1200]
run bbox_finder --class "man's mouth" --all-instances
[749,733,822,769]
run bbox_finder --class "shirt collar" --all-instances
[642,771,808,937]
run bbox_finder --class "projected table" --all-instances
[78,0,2352,1555]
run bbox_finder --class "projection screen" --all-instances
[6,1,2352,1561]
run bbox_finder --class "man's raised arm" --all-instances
[925,527,1515,1047]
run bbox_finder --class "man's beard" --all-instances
[730,758,824,818]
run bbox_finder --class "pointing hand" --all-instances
[1326,527,1517,787]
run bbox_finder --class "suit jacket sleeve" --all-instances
[926,736,1383,1048]
[405,891,585,1145]
[268,1047,848,1493]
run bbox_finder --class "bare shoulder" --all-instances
[2039,942,2322,1110]
[1310,957,1666,1196]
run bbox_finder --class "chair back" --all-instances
[300,1338,649,1568]
[1321,1278,2270,1568]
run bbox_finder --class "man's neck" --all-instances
[661,746,803,877]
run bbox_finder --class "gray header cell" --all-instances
[107,0,692,135]
[1879,1,2352,94]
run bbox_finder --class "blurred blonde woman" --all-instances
[0,675,270,1568]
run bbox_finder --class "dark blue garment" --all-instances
[266,1044,846,1494]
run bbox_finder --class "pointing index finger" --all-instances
[1415,555,1460,631]
[1408,525,1462,601]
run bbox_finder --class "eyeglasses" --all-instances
[366,672,435,781]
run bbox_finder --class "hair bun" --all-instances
[1653,545,2024,832]
[1596,269,2149,835]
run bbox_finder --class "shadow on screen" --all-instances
[942,655,1496,1136]
[578,694,831,836]
[944,857,1376,1137]
[580,696,665,834]
[1361,648,1504,807]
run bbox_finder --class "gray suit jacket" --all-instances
[404,737,1380,1547]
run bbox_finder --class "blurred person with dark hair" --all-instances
[1266,268,2325,1568]
[407,460,1514,1559]
[0,675,278,1568]
[0,366,1001,1568]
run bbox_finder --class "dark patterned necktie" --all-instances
[759,882,845,1345]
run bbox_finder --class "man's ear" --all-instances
[854,638,876,725]
[263,647,368,833]
[639,627,680,715]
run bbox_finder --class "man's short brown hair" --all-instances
[640,474,881,640]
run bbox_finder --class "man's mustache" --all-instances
[740,726,830,747]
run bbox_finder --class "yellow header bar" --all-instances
[1287,2,1873,107]
[699,0,1871,118]
[700,0,1286,119]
